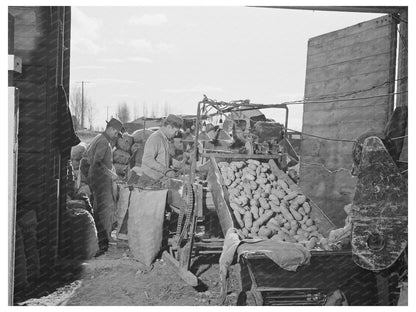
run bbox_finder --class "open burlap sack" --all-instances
[113,149,131,165]
[128,189,168,266]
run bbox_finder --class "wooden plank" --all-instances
[162,251,198,287]
[396,9,408,108]
[301,16,396,228]
[13,24,43,38]
[305,53,392,87]
[308,35,392,69]
[207,157,236,235]
[302,119,386,138]
[300,143,356,167]
[203,153,279,159]
[302,106,387,128]
[305,70,391,96]
[18,115,47,152]
[303,93,388,112]
[14,36,40,52]
[308,23,393,56]
[300,168,357,227]
[308,15,393,51]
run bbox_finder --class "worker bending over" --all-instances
[140,114,186,187]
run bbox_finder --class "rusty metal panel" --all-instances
[300,15,397,227]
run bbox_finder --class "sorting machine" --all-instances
[160,97,407,305]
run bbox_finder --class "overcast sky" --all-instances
[69,6,384,130]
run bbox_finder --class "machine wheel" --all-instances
[179,183,194,240]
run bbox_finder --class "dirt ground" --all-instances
[18,241,241,306]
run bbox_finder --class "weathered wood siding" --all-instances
[300,15,397,227]
[9,6,72,283]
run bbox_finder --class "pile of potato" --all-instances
[218,159,323,250]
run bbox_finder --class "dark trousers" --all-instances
[89,172,115,249]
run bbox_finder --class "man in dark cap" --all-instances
[141,114,186,186]
[86,118,125,256]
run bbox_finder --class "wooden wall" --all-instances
[9,6,72,285]
[300,15,397,227]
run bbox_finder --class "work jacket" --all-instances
[141,129,180,181]
[86,132,114,181]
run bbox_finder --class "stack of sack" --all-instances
[114,133,134,177]
[70,142,91,196]
[130,129,153,167]
[71,142,87,177]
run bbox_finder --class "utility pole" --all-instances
[76,80,92,129]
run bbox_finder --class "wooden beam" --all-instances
[203,153,281,159]
[396,8,408,108]
[161,251,198,287]
[253,6,405,14]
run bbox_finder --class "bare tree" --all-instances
[117,101,131,123]
[69,85,93,130]
[163,101,170,117]
[87,102,95,130]
[133,102,138,120]
[143,101,148,118]
[150,103,158,118]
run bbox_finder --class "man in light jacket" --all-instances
[140,114,186,187]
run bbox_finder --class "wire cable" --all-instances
[390,135,408,141]
[299,161,352,175]
[284,127,357,143]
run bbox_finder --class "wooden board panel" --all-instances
[300,15,396,227]
[18,115,47,153]
[305,71,391,97]
[308,15,394,53]
[307,35,392,69]
[305,54,392,89]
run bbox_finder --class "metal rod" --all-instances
[190,101,202,183]
[81,81,84,128]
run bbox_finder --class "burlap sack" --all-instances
[117,133,134,152]
[114,163,129,176]
[132,129,153,143]
[77,183,91,198]
[128,189,168,266]
[113,149,131,165]
[72,159,80,170]
[114,184,131,235]
[131,142,141,154]
[64,205,99,260]
[71,142,87,161]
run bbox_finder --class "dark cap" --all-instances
[165,114,183,129]
[106,118,125,135]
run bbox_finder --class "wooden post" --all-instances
[396,8,408,108]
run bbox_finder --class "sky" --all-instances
[69,6,385,130]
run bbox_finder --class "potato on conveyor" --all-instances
[219,159,325,250]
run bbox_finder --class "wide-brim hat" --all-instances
[106,118,126,137]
